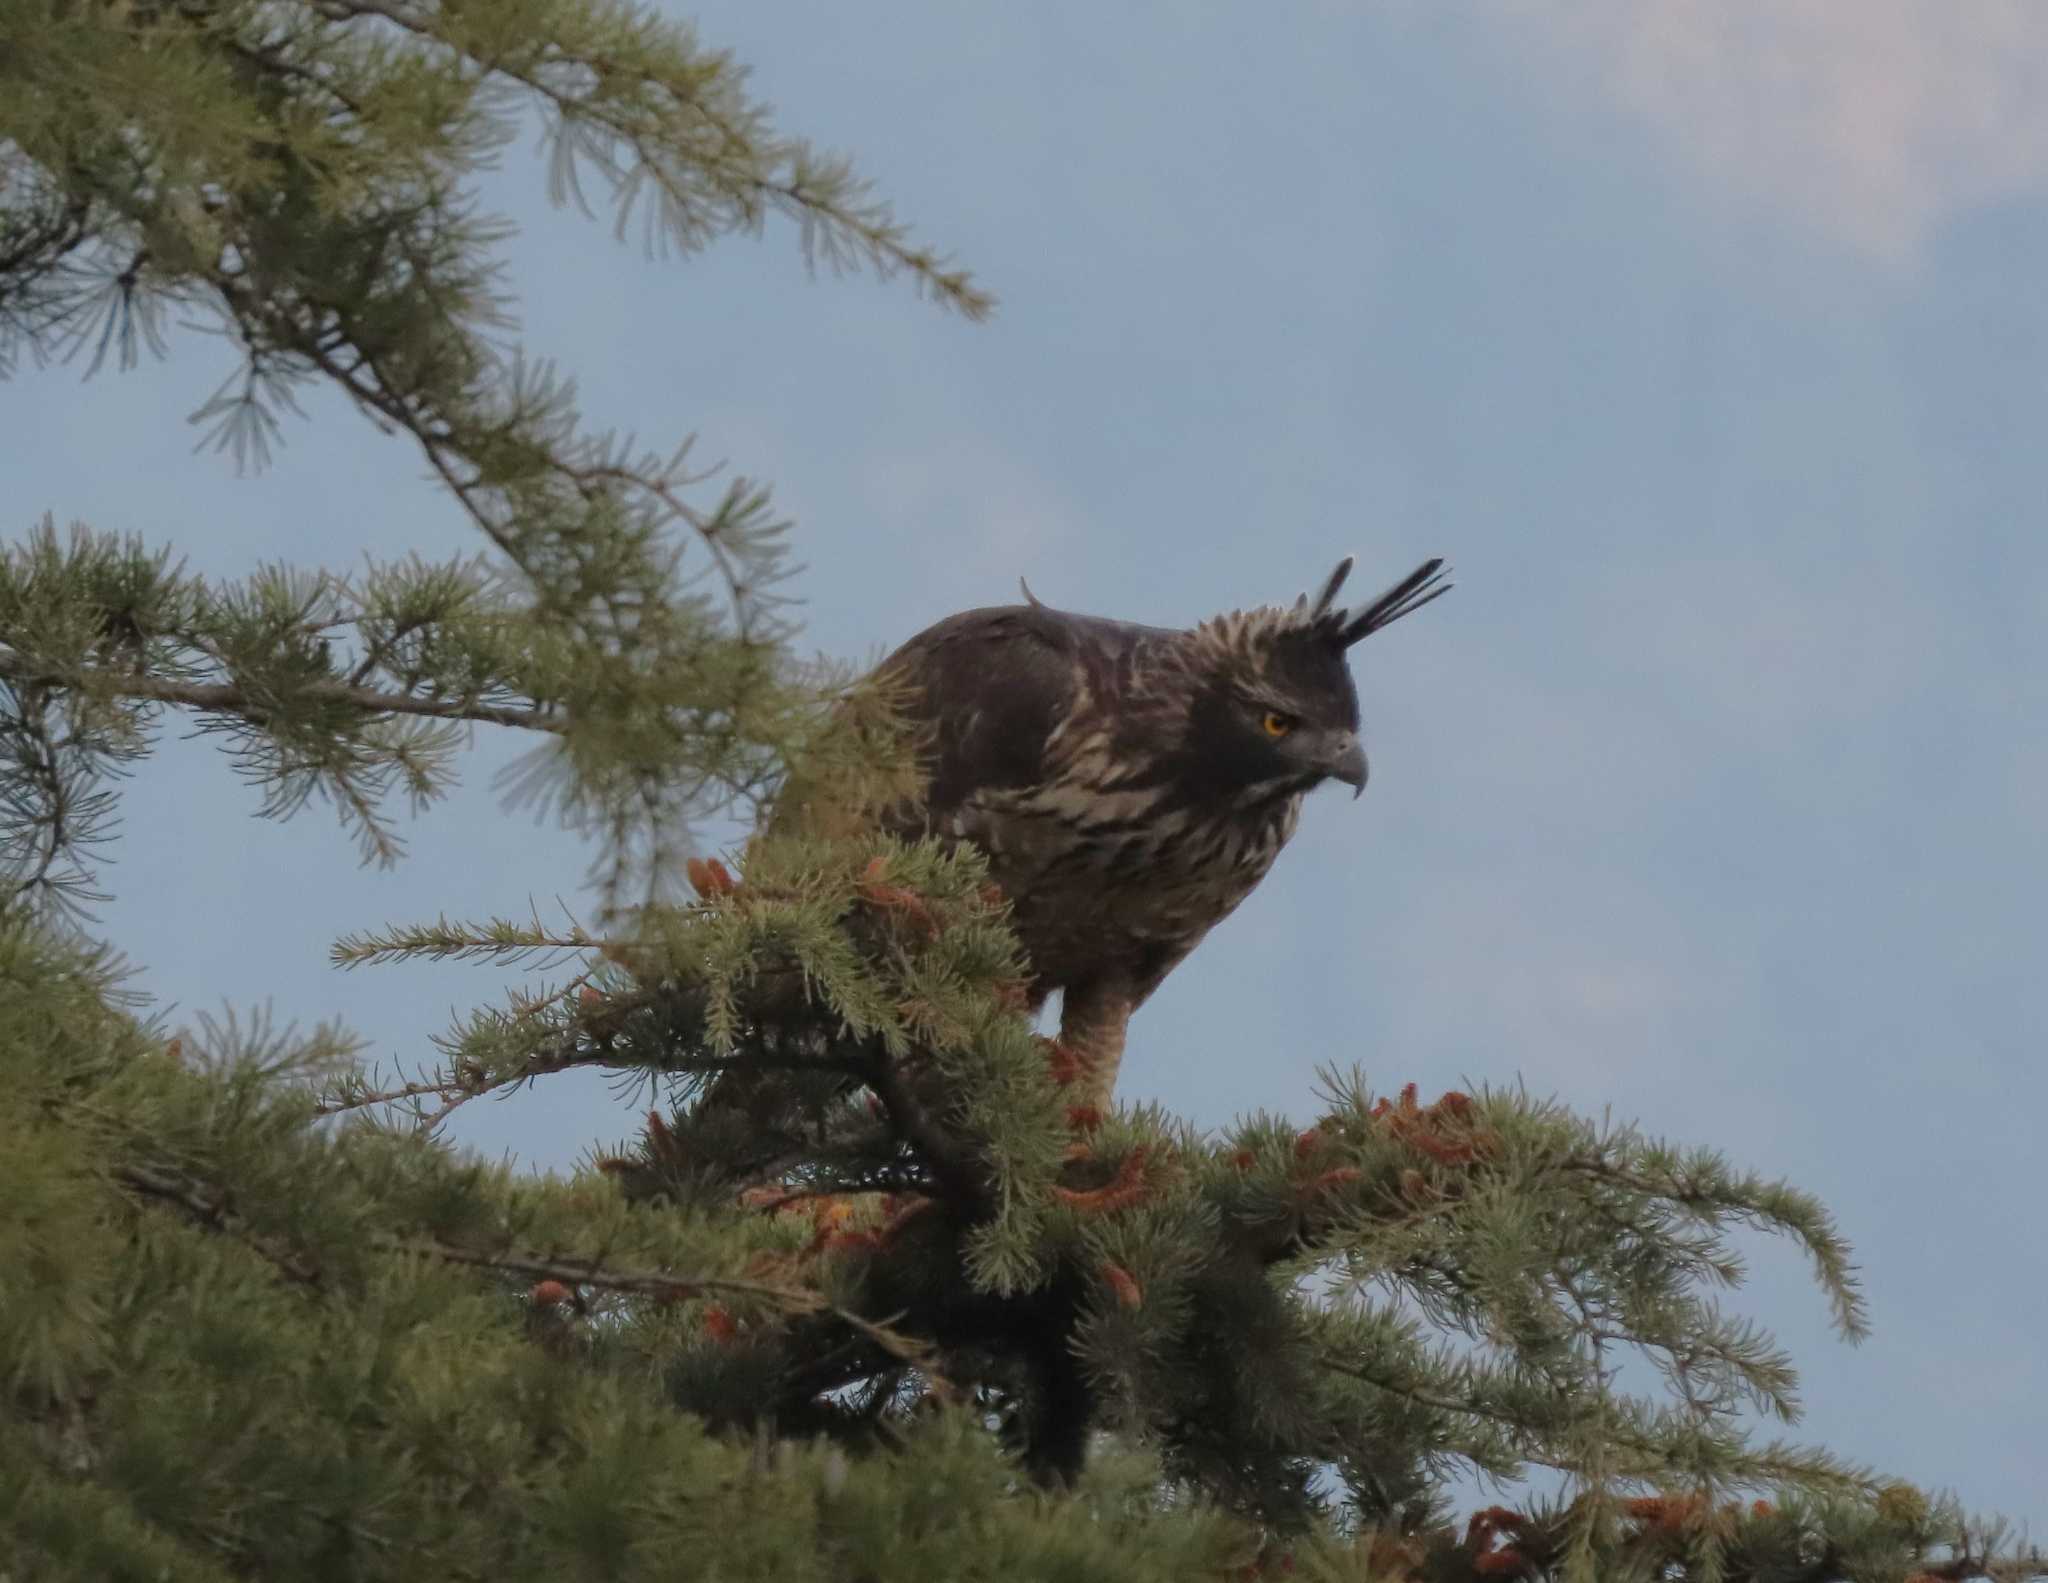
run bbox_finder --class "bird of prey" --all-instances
[872,556,1449,1107]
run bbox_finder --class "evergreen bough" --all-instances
[1,4,2037,1578]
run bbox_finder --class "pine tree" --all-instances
[1,5,2038,1579]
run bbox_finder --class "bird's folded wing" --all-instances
[876,605,1089,821]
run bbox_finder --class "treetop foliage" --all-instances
[1,3,2038,1580]
[3,0,984,915]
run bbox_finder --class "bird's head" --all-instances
[1183,556,1449,803]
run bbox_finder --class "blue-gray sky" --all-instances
[7,0,2042,1526]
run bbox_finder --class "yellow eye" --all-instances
[1261,711,1296,738]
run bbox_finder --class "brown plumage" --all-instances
[873,556,1449,1105]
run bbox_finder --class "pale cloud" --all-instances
[1486,1,2048,260]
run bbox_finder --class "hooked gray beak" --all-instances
[1328,736,1368,798]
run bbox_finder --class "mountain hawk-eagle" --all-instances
[873,555,1448,1105]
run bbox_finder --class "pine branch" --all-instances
[314,975,868,1131]
[304,0,994,320]
[114,1162,326,1288]
[113,1156,933,1369]
[859,1033,990,1212]
[0,653,566,735]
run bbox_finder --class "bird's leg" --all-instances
[1055,977,1134,1115]
[1038,1037,1085,1089]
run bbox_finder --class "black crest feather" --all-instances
[1335,557,1450,648]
